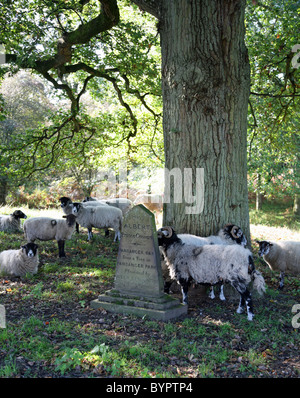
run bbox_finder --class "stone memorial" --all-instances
[91,205,187,321]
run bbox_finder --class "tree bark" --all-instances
[294,193,300,216]
[0,179,7,205]
[256,173,263,211]
[156,0,251,238]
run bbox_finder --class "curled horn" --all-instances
[230,225,240,239]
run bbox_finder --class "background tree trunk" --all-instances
[255,173,263,211]
[159,0,251,239]
[0,179,7,205]
[294,193,300,216]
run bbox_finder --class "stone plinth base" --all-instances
[90,289,187,321]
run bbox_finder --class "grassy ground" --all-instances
[0,202,299,379]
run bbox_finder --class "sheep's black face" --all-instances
[71,203,81,215]
[22,243,38,257]
[59,197,72,208]
[256,240,273,257]
[12,210,27,219]
[157,227,180,248]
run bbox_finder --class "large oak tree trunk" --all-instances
[159,0,250,238]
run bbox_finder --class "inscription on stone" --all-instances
[114,205,164,298]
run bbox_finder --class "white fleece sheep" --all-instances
[84,196,132,215]
[23,214,77,257]
[0,242,39,276]
[0,210,27,232]
[257,240,300,290]
[71,202,122,241]
[158,227,266,321]
[162,224,247,300]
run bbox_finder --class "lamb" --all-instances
[71,202,122,242]
[23,214,77,258]
[158,226,266,321]
[162,224,247,300]
[0,242,39,276]
[256,240,300,290]
[0,210,27,232]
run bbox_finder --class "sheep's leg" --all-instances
[114,231,121,242]
[219,284,226,301]
[209,286,215,299]
[105,228,109,237]
[232,280,254,321]
[87,228,93,241]
[58,240,66,258]
[164,280,173,294]
[179,278,190,305]
[279,271,285,290]
[236,296,245,314]
[76,222,79,233]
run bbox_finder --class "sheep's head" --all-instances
[59,196,72,209]
[157,226,180,248]
[256,240,273,257]
[64,214,77,227]
[223,223,247,246]
[11,210,27,219]
[71,203,82,215]
[21,242,38,258]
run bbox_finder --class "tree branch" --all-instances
[250,92,300,98]
[130,0,162,19]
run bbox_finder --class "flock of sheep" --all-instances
[0,196,299,322]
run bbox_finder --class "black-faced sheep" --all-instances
[23,214,77,257]
[0,242,39,276]
[71,202,122,241]
[0,210,27,232]
[256,240,300,290]
[158,227,266,321]
[60,196,108,234]
[162,223,248,300]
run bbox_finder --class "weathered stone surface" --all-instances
[91,205,187,321]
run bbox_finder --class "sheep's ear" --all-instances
[255,240,261,244]
[269,243,273,246]
[62,215,66,218]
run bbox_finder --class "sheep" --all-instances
[59,196,108,234]
[0,210,27,232]
[163,223,247,300]
[71,202,122,242]
[23,214,77,258]
[0,242,39,277]
[84,196,133,215]
[158,226,266,321]
[134,193,163,213]
[256,240,300,290]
